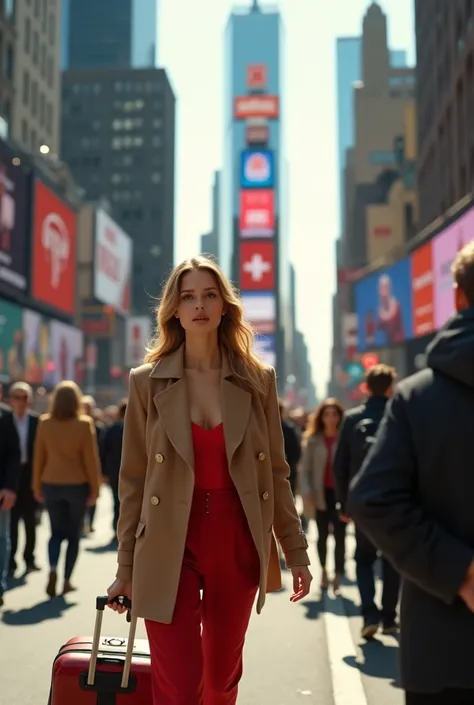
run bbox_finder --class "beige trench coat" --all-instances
[299,434,339,512]
[116,346,310,623]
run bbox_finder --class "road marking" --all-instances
[323,592,368,705]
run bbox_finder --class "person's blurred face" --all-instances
[378,275,391,302]
[10,389,30,417]
[322,405,340,433]
[176,269,225,334]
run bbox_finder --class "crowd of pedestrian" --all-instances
[0,382,127,607]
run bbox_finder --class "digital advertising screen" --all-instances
[355,258,413,351]
[239,189,275,237]
[240,150,275,189]
[239,241,275,291]
[411,242,435,338]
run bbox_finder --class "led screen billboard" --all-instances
[239,190,275,237]
[239,241,275,291]
[240,150,275,189]
[411,242,435,338]
[355,258,413,351]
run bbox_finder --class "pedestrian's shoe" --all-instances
[46,570,57,598]
[382,621,399,635]
[63,580,77,595]
[361,621,379,640]
[332,573,342,596]
[25,562,41,574]
[320,569,329,591]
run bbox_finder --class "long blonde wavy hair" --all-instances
[145,256,268,393]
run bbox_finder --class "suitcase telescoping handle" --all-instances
[87,596,136,690]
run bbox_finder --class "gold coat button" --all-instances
[155,453,164,463]
[150,496,160,506]
[262,491,269,501]
[258,452,266,461]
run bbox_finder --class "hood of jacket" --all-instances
[426,308,474,388]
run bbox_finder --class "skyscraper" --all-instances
[336,37,407,230]
[61,0,159,70]
[223,2,290,380]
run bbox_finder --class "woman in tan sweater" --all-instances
[33,381,101,597]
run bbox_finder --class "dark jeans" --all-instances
[43,484,89,580]
[315,488,346,574]
[10,490,37,571]
[0,509,10,595]
[355,527,400,625]
[406,690,474,704]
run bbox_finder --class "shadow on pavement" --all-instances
[6,573,27,592]
[85,539,118,554]
[343,640,400,687]
[300,598,323,620]
[2,595,76,626]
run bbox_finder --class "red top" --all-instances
[191,422,234,490]
[323,435,337,489]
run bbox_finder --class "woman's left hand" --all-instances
[290,566,313,602]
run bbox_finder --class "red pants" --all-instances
[145,489,260,705]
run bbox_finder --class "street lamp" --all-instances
[39,144,50,155]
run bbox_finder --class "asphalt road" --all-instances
[0,489,403,705]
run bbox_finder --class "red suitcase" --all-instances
[48,596,152,705]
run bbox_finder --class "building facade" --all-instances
[415,0,474,229]
[61,67,175,315]
[222,1,290,381]
[11,0,62,155]
[61,0,158,70]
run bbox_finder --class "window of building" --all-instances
[21,119,28,144]
[48,13,55,44]
[46,102,52,133]
[40,44,46,77]
[24,17,31,52]
[31,129,37,149]
[34,0,40,18]
[151,172,161,184]
[5,45,13,81]
[5,0,15,20]
[41,0,47,30]
[23,71,30,105]
[152,118,162,129]
[31,81,38,116]
[32,31,39,63]
[152,136,162,148]
[39,93,45,126]
[46,55,53,87]
[3,100,11,126]
[368,150,394,165]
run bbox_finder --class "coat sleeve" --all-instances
[265,368,310,567]
[333,413,354,510]
[298,438,313,496]
[348,391,474,604]
[116,370,148,582]
[82,418,102,497]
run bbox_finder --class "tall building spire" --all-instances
[251,0,260,11]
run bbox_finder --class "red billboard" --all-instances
[234,95,279,120]
[239,190,275,237]
[32,180,76,315]
[411,241,435,337]
[247,64,267,89]
[240,241,275,291]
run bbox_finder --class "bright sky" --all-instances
[159,0,415,398]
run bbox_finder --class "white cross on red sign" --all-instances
[240,241,275,290]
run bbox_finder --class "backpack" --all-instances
[351,417,380,470]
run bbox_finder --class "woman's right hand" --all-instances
[107,578,133,615]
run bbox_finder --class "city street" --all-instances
[1,490,402,705]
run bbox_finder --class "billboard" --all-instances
[253,333,276,367]
[247,64,267,89]
[49,319,84,386]
[432,208,474,329]
[0,299,24,382]
[239,190,275,237]
[0,145,29,294]
[23,309,55,386]
[94,209,132,315]
[239,241,275,290]
[240,150,275,189]
[411,242,435,337]
[355,258,413,351]
[246,124,269,145]
[125,316,151,367]
[31,180,76,315]
[241,292,276,334]
[234,95,279,120]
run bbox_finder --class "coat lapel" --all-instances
[150,345,251,473]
